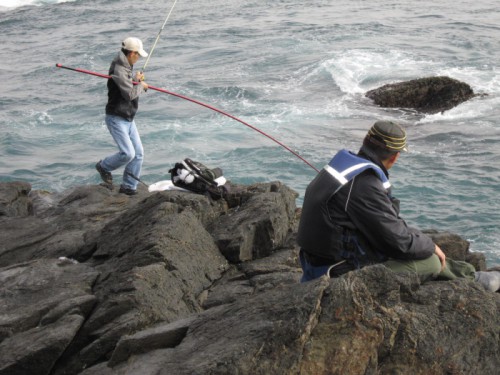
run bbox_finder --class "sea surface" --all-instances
[1,0,499,264]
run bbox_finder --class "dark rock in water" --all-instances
[365,76,483,114]
[0,181,498,375]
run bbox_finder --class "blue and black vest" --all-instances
[297,149,390,265]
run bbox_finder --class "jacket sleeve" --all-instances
[339,172,435,260]
[111,64,144,101]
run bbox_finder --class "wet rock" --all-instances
[365,76,483,114]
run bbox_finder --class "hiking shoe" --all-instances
[119,186,138,196]
[96,161,113,184]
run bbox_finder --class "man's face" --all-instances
[127,51,141,66]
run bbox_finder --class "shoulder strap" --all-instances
[324,149,391,189]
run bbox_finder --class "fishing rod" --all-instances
[142,0,179,72]
[55,63,320,173]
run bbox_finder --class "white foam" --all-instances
[0,0,74,11]
[321,49,440,94]
[314,49,500,124]
[436,66,500,94]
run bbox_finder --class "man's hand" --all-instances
[135,72,145,82]
[134,72,148,91]
[434,244,447,271]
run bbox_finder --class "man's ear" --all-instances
[391,152,400,163]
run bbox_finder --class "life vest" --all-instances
[297,149,390,265]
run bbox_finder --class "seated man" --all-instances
[297,120,500,292]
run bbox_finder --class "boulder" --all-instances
[210,181,298,262]
[365,76,482,114]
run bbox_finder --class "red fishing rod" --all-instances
[55,63,319,173]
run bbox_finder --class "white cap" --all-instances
[122,37,148,57]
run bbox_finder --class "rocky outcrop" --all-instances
[81,266,499,375]
[365,76,483,114]
[0,181,498,375]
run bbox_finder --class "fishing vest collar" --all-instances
[323,149,391,189]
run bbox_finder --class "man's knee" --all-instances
[411,254,442,282]
[425,254,442,278]
[119,150,135,163]
[134,150,144,161]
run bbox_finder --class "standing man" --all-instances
[297,120,500,292]
[95,37,149,195]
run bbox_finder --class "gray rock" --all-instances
[108,316,197,367]
[210,181,298,262]
[0,185,140,267]
[0,181,32,217]
[0,259,98,375]
[51,193,230,374]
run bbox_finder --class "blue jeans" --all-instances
[299,249,331,283]
[101,115,144,190]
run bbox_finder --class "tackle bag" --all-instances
[168,158,228,199]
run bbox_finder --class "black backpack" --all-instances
[168,158,228,200]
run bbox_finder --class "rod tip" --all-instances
[56,63,62,67]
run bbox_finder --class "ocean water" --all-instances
[1,0,499,265]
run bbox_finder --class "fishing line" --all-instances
[55,64,320,173]
[142,0,179,72]
[126,171,149,187]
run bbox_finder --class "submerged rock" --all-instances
[0,181,498,375]
[365,76,484,114]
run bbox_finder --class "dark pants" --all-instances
[299,250,331,282]
[299,249,351,282]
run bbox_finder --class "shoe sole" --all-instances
[119,190,138,196]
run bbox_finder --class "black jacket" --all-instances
[105,51,145,121]
[298,146,435,267]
